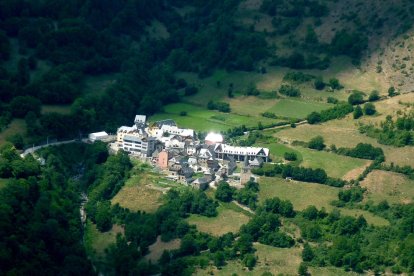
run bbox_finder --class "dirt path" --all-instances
[232,200,255,214]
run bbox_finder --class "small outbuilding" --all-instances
[89,131,109,142]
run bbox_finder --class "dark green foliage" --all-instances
[348,91,365,105]
[353,105,363,119]
[262,111,278,119]
[359,114,414,146]
[302,243,315,262]
[328,78,343,90]
[363,102,376,115]
[298,262,309,276]
[279,84,301,97]
[246,82,260,96]
[284,152,297,161]
[9,96,42,118]
[96,200,112,232]
[336,143,384,160]
[330,30,368,59]
[308,136,325,151]
[314,77,325,90]
[307,103,354,124]
[338,188,364,203]
[215,181,235,202]
[207,101,231,113]
[388,86,396,97]
[184,86,198,96]
[235,180,260,209]
[283,72,314,83]
[243,254,257,270]
[368,90,380,101]
[260,197,296,218]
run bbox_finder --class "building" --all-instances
[205,132,223,145]
[214,144,269,162]
[158,150,169,169]
[89,131,109,142]
[240,157,252,185]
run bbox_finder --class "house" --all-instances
[158,150,169,169]
[249,157,264,168]
[89,131,109,142]
[214,143,269,162]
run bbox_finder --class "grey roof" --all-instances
[134,115,147,124]
[155,119,177,128]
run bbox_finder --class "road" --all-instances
[20,139,88,158]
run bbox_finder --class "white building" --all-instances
[214,143,269,162]
[205,132,223,145]
[89,131,109,142]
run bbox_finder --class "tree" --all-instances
[213,251,225,267]
[184,86,198,96]
[215,181,234,202]
[307,112,322,124]
[243,254,257,270]
[9,96,42,118]
[348,92,364,105]
[388,86,396,97]
[363,103,376,115]
[329,78,343,90]
[308,136,325,151]
[284,152,297,161]
[96,201,112,232]
[353,106,363,119]
[302,243,315,262]
[368,90,380,101]
[314,77,325,90]
[298,262,310,276]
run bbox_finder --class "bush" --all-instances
[363,102,376,115]
[215,181,235,202]
[9,96,42,118]
[348,91,364,105]
[184,86,198,96]
[279,84,301,97]
[329,78,343,90]
[388,86,396,97]
[207,101,231,113]
[284,152,297,161]
[179,111,187,116]
[368,90,380,101]
[327,96,338,104]
[314,77,325,90]
[353,106,363,119]
[308,136,325,151]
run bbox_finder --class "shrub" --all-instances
[284,152,297,161]
[353,106,363,119]
[279,84,301,97]
[368,90,380,101]
[327,96,338,104]
[184,86,198,96]
[329,78,343,90]
[348,91,364,105]
[308,136,326,151]
[363,102,376,115]
[314,77,325,90]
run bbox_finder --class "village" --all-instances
[90,115,270,190]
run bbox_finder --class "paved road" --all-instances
[20,139,88,158]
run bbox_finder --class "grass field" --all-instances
[266,99,333,119]
[361,170,414,204]
[150,103,283,131]
[256,142,303,163]
[295,147,370,179]
[111,171,164,213]
[0,119,26,144]
[145,236,181,263]
[187,202,251,236]
[258,177,389,226]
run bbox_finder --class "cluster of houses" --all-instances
[111,115,270,189]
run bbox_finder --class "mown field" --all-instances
[258,177,389,226]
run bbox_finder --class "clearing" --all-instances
[145,236,181,263]
[187,202,251,236]
[266,99,333,119]
[0,119,26,144]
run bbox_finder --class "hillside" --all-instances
[0,0,414,275]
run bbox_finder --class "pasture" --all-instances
[258,177,389,226]
[150,103,283,131]
[186,202,251,236]
[361,170,414,204]
[84,221,123,261]
[145,236,181,263]
[266,99,333,119]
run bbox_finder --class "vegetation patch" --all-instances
[145,236,181,263]
[187,203,250,236]
[361,170,414,204]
